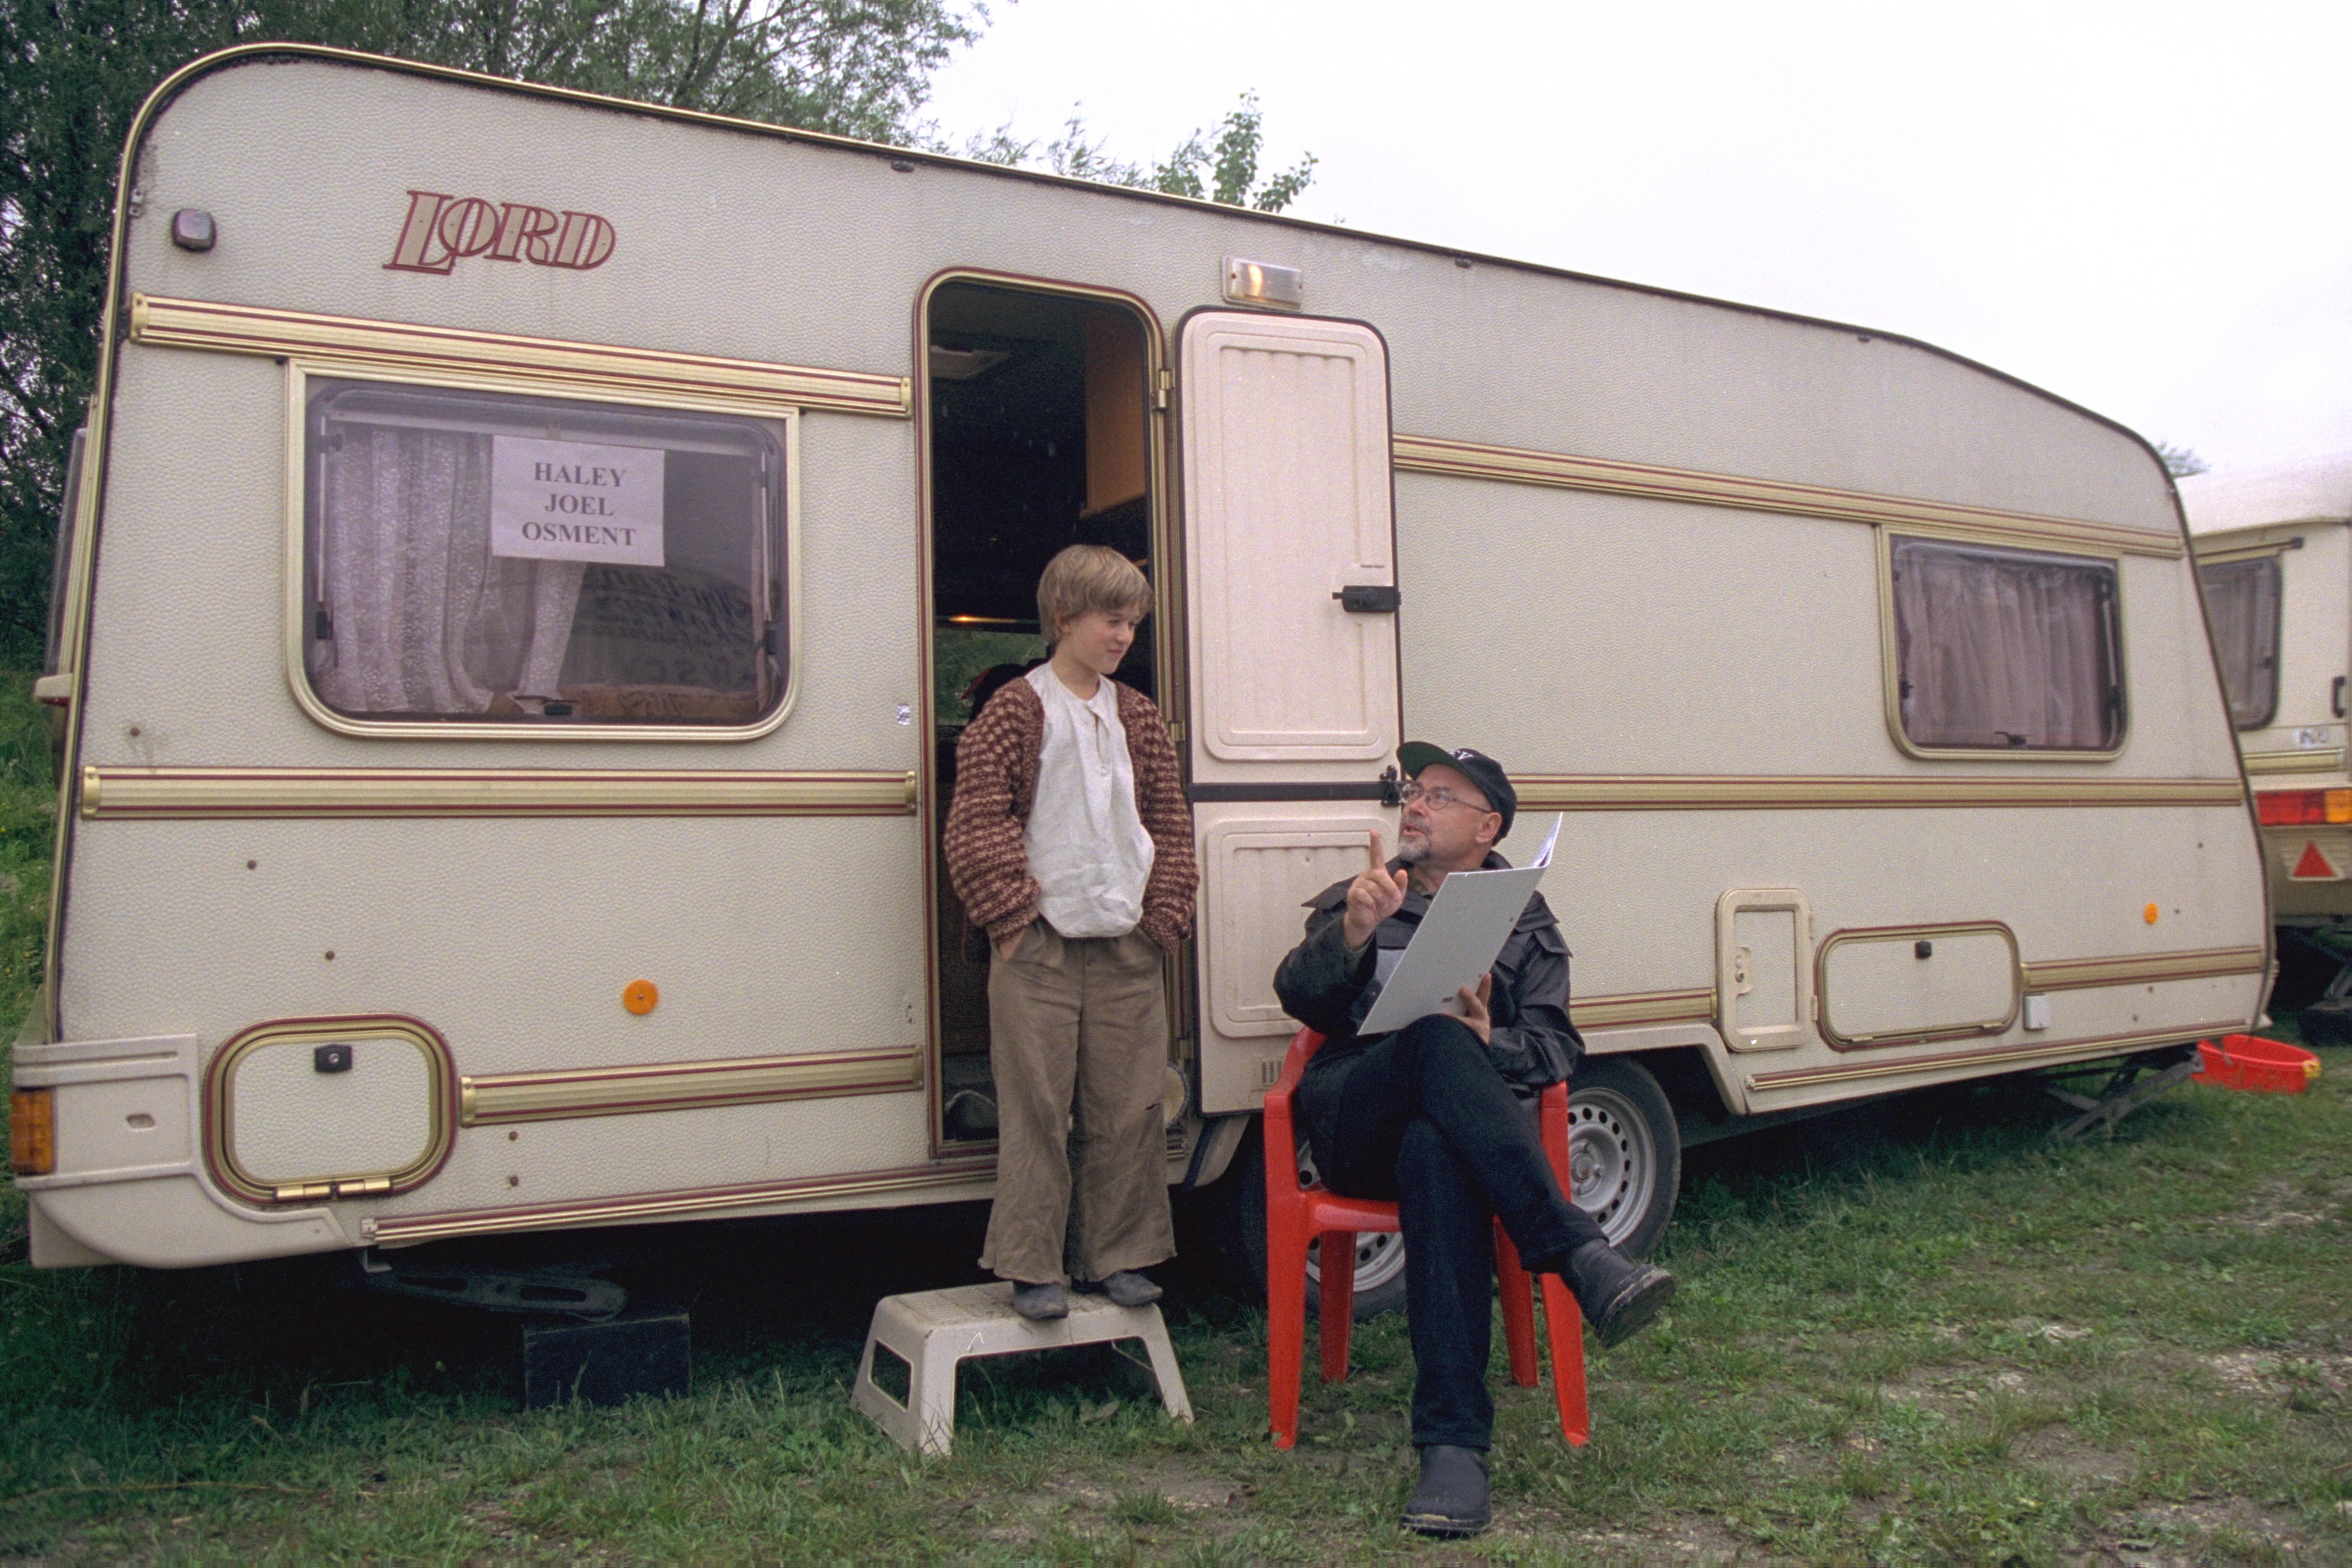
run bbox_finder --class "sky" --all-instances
[923,0,2352,475]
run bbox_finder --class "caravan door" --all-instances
[1178,312,1401,1113]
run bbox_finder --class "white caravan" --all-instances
[12,47,2267,1287]
[2183,456,2352,929]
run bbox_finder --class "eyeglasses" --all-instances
[1399,782,1492,814]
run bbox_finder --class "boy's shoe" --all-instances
[1400,1445,1490,1537]
[1010,1281,1068,1320]
[1076,1271,1162,1308]
[1564,1240,1676,1348]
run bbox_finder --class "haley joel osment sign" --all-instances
[491,436,666,567]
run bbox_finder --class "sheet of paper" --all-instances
[1528,813,1560,870]
[1356,815,1563,1036]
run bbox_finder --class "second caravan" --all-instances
[14,47,2268,1299]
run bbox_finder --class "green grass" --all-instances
[0,689,2344,1560]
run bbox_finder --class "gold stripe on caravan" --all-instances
[367,1159,996,1246]
[128,294,913,420]
[2022,946,2269,992]
[2243,749,2346,776]
[1569,988,1715,1028]
[80,766,916,820]
[1393,433,2185,559]
[1510,776,2243,811]
[462,1046,920,1126]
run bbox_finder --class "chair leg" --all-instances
[1494,1224,1540,1388]
[1317,1230,1357,1383]
[1540,1272,1590,1446]
[1267,1213,1308,1449]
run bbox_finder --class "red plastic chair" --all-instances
[1263,1027,1589,1449]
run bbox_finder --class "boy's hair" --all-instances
[1036,544,1151,642]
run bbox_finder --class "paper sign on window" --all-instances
[490,436,665,567]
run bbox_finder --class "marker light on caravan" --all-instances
[2254,789,2352,826]
[8,1089,54,1177]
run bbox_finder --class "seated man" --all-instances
[1274,742,1676,1539]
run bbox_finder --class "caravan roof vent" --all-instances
[1223,256,1303,312]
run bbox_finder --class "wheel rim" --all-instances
[1295,1142,1410,1295]
[1568,1084,1658,1248]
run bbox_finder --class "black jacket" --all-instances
[1272,852,1584,1091]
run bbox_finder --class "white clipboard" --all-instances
[1355,815,1561,1036]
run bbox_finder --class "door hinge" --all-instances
[1167,718,1186,746]
[1335,584,1401,613]
[1155,368,1171,410]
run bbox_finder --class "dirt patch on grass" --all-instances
[2089,1494,2322,1564]
[2009,1423,2133,1486]
[971,1455,1265,1549]
[1494,1508,1775,1565]
[1872,1363,2059,1413]
[2201,1349,2352,1408]
[2214,1178,2339,1233]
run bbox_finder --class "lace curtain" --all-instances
[311,424,586,714]
[1893,539,2120,750]
[2197,557,2281,730]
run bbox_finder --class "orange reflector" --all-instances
[2143,903,2159,924]
[2331,789,2352,823]
[622,979,658,1016]
[10,1088,54,1177]
[2292,841,2338,880]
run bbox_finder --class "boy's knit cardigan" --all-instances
[943,676,1199,952]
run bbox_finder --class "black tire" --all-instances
[1567,1055,1681,1256]
[1197,1122,1410,1321]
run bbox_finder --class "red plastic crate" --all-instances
[2192,1034,2322,1094]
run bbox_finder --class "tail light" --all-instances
[2255,788,2352,827]
[10,1088,54,1177]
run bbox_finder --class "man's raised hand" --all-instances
[1341,830,1410,950]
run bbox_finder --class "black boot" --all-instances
[1566,1240,1676,1348]
[1400,1444,1490,1537]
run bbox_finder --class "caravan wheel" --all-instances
[1567,1057,1681,1256]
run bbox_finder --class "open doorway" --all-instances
[924,279,1161,1147]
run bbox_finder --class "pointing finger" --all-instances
[1368,829,1386,871]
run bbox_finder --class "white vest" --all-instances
[1023,665,1155,939]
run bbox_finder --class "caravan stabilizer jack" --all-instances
[357,1250,628,1320]
[2040,1046,2200,1143]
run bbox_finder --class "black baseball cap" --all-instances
[1396,742,1516,840]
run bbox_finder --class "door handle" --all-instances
[2334,675,2345,719]
[1334,585,1400,613]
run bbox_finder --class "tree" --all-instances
[0,0,986,669]
[974,93,1315,214]
[2153,441,2209,479]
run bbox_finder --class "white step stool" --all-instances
[851,1282,1194,1455]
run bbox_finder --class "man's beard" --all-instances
[1394,829,1431,865]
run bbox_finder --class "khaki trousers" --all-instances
[979,921,1176,1286]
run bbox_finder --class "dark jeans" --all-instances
[1296,1014,1608,1450]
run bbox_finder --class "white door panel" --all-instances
[1181,313,1399,771]
[1194,807,1393,1114]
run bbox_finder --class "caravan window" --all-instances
[2197,556,2282,729]
[301,379,786,727]
[1888,536,2123,752]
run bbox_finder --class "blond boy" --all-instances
[943,545,1198,1319]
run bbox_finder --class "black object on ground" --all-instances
[520,1305,691,1409]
